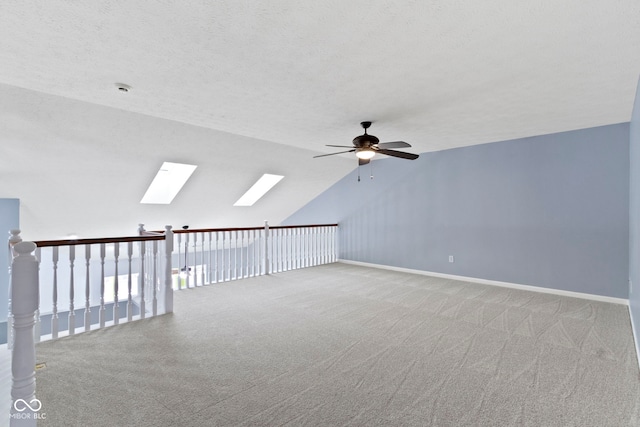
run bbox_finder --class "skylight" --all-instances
[140,162,197,204]
[234,174,284,206]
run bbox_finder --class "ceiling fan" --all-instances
[313,121,419,165]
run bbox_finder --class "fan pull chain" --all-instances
[370,162,374,180]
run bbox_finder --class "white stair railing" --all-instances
[168,223,338,289]
[6,222,337,423]
[28,231,170,341]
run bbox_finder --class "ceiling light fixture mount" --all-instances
[115,83,132,93]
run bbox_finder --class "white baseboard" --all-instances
[629,306,640,371]
[338,259,629,306]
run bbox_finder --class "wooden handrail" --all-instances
[32,224,338,247]
[171,223,339,234]
[33,234,165,248]
[270,224,338,230]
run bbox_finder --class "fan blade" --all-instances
[376,141,411,149]
[375,149,419,160]
[313,149,355,158]
[325,144,356,148]
[359,158,370,166]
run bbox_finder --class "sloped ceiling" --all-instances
[0,1,639,240]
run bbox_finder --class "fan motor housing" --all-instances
[352,134,379,148]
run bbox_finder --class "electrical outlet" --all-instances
[449,255,454,263]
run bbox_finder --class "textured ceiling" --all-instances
[1,1,639,239]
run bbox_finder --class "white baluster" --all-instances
[33,247,41,343]
[274,228,278,272]
[229,230,233,280]
[310,228,315,266]
[163,226,174,314]
[325,226,330,264]
[51,247,59,339]
[68,245,76,335]
[294,228,299,269]
[320,227,324,264]
[222,231,227,282]
[282,229,287,271]
[244,230,249,278]
[252,229,258,277]
[296,228,302,270]
[139,240,146,319]
[10,241,39,427]
[222,231,227,281]
[84,244,91,332]
[264,221,270,275]
[304,227,310,267]
[280,229,285,272]
[278,229,283,272]
[310,228,314,267]
[113,242,120,325]
[201,232,206,286]
[332,226,337,262]
[207,232,212,285]
[127,242,133,321]
[327,226,331,262]
[257,228,262,276]
[307,228,311,267]
[324,227,328,263]
[245,230,250,278]
[176,233,182,290]
[313,227,318,266]
[233,230,238,280]
[311,227,315,266]
[304,228,308,267]
[236,230,244,279]
[336,225,339,262]
[318,227,323,264]
[280,228,287,271]
[99,243,106,328]
[327,226,332,262]
[192,232,198,287]
[185,233,191,289]
[283,229,287,271]
[317,227,322,265]
[152,240,158,316]
[273,229,278,273]
[322,227,327,264]
[248,230,253,277]
[286,228,291,271]
[260,228,264,275]
[215,232,220,283]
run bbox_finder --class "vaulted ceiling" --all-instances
[1,1,639,240]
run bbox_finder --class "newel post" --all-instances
[7,230,22,351]
[164,225,174,313]
[9,241,39,426]
[264,221,270,275]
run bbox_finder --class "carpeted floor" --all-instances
[35,263,640,426]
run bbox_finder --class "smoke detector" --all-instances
[115,83,132,93]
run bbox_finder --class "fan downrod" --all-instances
[360,121,372,132]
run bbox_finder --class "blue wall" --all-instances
[285,124,630,298]
[1,198,19,343]
[630,77,640,343]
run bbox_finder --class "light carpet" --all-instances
[34,263,640,426]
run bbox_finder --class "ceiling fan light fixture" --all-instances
[356,149,375,160]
